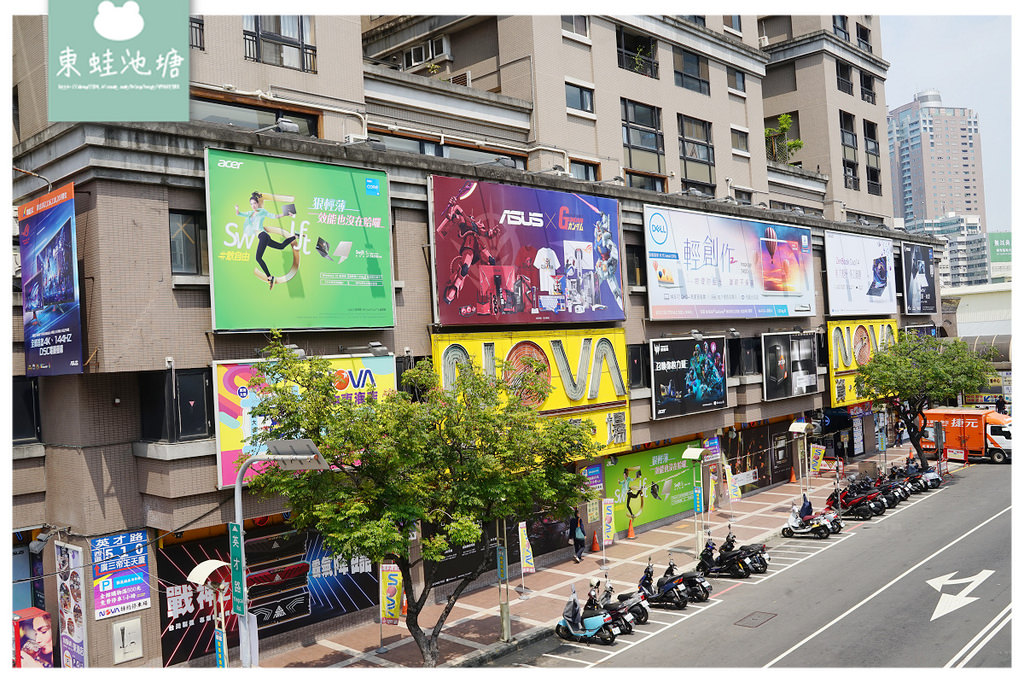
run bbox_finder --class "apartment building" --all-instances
[906,212,990,288]
[12,14,942,668]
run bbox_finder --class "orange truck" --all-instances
[919,407,1012,464]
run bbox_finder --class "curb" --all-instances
[445,625,552,667]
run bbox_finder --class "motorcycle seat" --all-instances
[617,592,637,602]
[582,609,604,619]
[604,600,623,611]
[801,514,816,522]
[681,571,701,580]
[656,576,673,589]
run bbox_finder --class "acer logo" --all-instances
[217,159,243,169]
[499,209,543,227]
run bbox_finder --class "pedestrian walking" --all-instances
[996,396,1007,414]
[895,427,903,447]
[569,507,586,563]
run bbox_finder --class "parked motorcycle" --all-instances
[637,557,688,609]
[846,476,897,510]
[697,538,752,578]
[662,553,714,601]
[555,585,617,644]
[780,496,832,538]
[589,577,638,635]
[611,581,652,626]
[719,529,771,573]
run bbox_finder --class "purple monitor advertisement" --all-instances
[430,175,624,326]
[17,183,84,376]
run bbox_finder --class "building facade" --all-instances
[12,14,943,668]
[905,212,989,288]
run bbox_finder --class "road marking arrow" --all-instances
[926,570,994,621]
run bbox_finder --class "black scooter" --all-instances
[719,529,770,574]
[697,538,751,578]
[637,557,688,609]
[662,553,713,602]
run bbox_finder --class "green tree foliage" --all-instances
[764,113,804,163]
[245,332,597,666]
[855,333,995,466]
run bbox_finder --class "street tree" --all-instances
[855,332,994,467]
[244,333,598,667]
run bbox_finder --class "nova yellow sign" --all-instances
[827,319,896,407]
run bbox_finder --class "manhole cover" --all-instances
[735,611,777,628]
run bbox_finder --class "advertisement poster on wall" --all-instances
[430,175,623,326]
[643,205,814,320]
[90,530,151,620]
[432,328,630,455]
[904,323,937,338]
[17,183,85,376]
[827,319,897,407]
[824,231,896,315]
[53,541,88,668]
[157,525,378,667]
[213,354,397,488]
[14,607,54,668]
[900,242,937,314]
[205,149,394,331]
[761,332,819,401]
[650,336,727,419]
[603,441,700,533]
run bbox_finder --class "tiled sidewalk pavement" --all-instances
[257,447,945,668]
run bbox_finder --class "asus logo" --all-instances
[217,160,244,169]
[499,209,543,227]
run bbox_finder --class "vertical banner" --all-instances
[379,563,402,625]
[725,464,741,500]
[54,541,88,668]
[810,444,826,476]
[517,522,535,574]
[90,530,151,620]
[496,546,508,583]
[17,183,85,376]
[602,499,615,546]
[693,486,704,514]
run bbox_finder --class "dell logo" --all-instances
[648,212,669,245]
[217,160,243,169]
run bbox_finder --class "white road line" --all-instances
[643,618,674,626]
[763,505,1012,668]
[542,652,595,665]
[944,603,1012,668]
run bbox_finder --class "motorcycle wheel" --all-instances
[619,618,633,635]
[814,526,830,539]
[673,589,688,609]
[630,605,649,625]
[752,557,767,574]
[858,508,873,520]
[731,562,751,579]
[830,521,842,533]
[781,527,794,538]
[555,623,571,640]
[597,625,616,645]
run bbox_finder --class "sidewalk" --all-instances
[257,446,938,668]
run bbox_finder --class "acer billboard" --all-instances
[429,175,624,326]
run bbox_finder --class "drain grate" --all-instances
[735,611,777,628]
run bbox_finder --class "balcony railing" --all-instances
[837,77,853,95]
[243,31,318,73]
[861,88,876,104]
[844,175,861,190]
[618,48,659,79]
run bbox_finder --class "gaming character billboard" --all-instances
[17,183,84,376]
[429,175,623,326]
[761,332,819,401]
[650,336,728,419]
[643,205,815,320]
[824,231,897,316]
[901,242,937,314]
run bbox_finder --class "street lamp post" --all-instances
[233,439,329,668]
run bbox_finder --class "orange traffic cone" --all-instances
[401,592,407,616]
[789,467,797,483]
[626,518,636,539]
[591,530,600,552]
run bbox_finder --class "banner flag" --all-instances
[602,498,615,546]
[726,464,741,500]
[810,444,826,476]
[517,522,535,574]
[380,563,402,625]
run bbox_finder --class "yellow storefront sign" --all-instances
[432,328,631,455]
[827,319,896,407]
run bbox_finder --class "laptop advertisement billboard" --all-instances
[900,242,937,314]
[824,230,897,316]
[643,205,814,320]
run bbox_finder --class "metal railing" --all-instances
[617,48,659,78]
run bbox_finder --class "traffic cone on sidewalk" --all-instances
[591,530,600,552]
[627,518,635,539]
[789,467,797,483]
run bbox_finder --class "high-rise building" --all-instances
[887,90,987,228]
[905,212,989,288]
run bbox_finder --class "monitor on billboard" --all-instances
[824,230,897,316]
[900,242,937,314]
[761,332,819,401]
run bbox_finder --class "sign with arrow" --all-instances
[926,570,994,621]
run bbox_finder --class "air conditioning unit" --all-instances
[758,35,770,49]
[449,71,471,87]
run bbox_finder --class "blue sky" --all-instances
[880,15,1012,232]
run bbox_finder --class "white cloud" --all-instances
[92,1,145,42]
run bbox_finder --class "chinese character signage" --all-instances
[90,531,151,620]
[824,231,897,315]
[47,0,189,122]
[988,232,1011,262]
[603,441,701,533]
[54,541,88,668]
[430,175,624,326]
[206,149,394,331]
[157,526,378,666]
[827,319,897,407]
[762,332,819,401]
[213,354,397,488]
[643,205,814,320]
[17,183,84,376]
[650,336,727,419]
[432,328,630,455]
[900,242,937,314]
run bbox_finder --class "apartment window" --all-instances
[679,115,715,193]
[569,160,598,181]
[189,16,205,51]
[680,16,706,28]
[735,189,753,205]
[169,211,209,276]
[561,15,589,37]
[139,368,213,442]
[12,376,41,443]
[731,129,749,153]
[866,166,882,196]
[399,35,450,70]
[372,132,526,168]
[856,23,872,52]
[565,82,594,113]
[627,344,651,390]
[836,61,853,95]
[860,72,876,104]
[672,47,710,95]
[625,172,665,192]
[727,67,746,92]
[724,16,742,32]
[621,98,665,175]
[190,96,319,137]
[243,16,316,73]
[843,160,860,190]
[840,110,858,157]
[863,120,880,166]
[625,244,647,287]
[833,15,849,41]
[616,26,658,78]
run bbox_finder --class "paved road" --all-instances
[487,464,1011,668]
